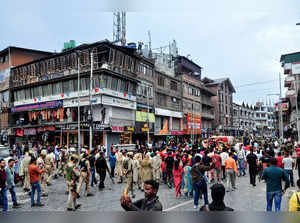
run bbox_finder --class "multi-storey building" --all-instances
[280,52,300,138]
[203,77,236,136]
[254,102,276,136]
[233,102,256,137]
[9,40,153,153]
[0,47,52,144]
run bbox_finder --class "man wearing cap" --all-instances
[37,150,48,197]
[124,152,135,198]
[22,148,32,192]
[45,149,55,186]
[77,153,93,197]
[66,154,81,211]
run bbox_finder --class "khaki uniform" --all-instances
[76,158,91,194]
[140,156,153,188]
[22,154,31,190]
[116,152,124,183]
[66,161,80,210]
[45,154,54,184]
[125,158,135,197]
[37,156,47,195]
[152,155,162,182]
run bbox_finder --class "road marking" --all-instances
[164,199,193,212]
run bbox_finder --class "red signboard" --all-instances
[186,113,202,134]
[171,131,185,135]
[111,126,124,132]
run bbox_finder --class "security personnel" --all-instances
[22,149,32,192]
[76,153,93,197]
[45,150,54,186]
[37,150,48,197]
[124,152,135,198]
[152,153,162,183]
[66,154,81,211]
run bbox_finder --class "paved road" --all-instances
[7,170,298,212]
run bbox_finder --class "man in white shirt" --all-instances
[282,152,295,187]
[220,149,229,181]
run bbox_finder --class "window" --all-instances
[33,86,41,97]
[189,88,192,95]
[42,85,50,97]
[111,77,119,91]
[158,76,165,87]
[73,79,78,91]
[170,81,177,91]
[25,88,31,100]
[63,80,71,93]
[52,82,62,95]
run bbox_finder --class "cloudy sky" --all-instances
[1,0,300,105]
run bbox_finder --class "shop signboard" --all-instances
[136,111,155,122]
[186,113,202,134]
[124,126,134,132]
[102,95,136,110]
[111,126,124,132]
[39,73,64,82]
[24,128,36,136]
[63,97,101,107]
[170,131,185,135]
[12,100,63,112]
[155,108,183,118]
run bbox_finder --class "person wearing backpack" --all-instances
[289,179,300,211]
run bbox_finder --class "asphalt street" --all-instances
[7,170,298,212]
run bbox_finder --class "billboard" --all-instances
[0,68,10,91]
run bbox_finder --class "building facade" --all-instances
[254,102,276,137]
[233,102,256,137]
[203,77,236,136]
[0,47,52,144]
[9,41,153,153]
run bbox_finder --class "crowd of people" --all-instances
[0,135,300,212]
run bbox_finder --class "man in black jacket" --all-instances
[96,152,110,190]
[120,180,162,211]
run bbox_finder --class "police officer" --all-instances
[66,154,81,211]
[45,150,54,186]
[37,150,48,197]
[76,153,93,197]
[124,152,135,198]
[22,148,32,192]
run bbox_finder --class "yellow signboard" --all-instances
[136,111,155,123]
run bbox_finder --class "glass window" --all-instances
[42,85,49,97]
[33,86,40,97]
[52,82,62,95]
[73,79,78,92]
[63,80,71,93]
[80,78,86,91]
[85,77,90,90]
[119,79,125,92]
[111,77,118,91]
[25,88,31,99]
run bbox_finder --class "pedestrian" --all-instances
[200,183,234,211]
[276,152,284,169]
[261,157,290,212]
[89,149,97,187]
[165,151,174,188]
[45,150,54,186]
[182,161,192,198]
[95,151,110,190]
[37,150,48,197]
[296,152,300,179]
[116,151,124,183]
[282,152,295,187]
[0,158,8,211]
[22,148,32,192]
[237,144,246,177]
[120,179,162,211]
[246,148,258,187]
[289,179,300,211]
[225,152,238,192]
[190,155,214,210]
[212,150,222,183]
[173,159,183,198]
[109,151,116,178]
[5,159,21,208]
[220,149,229,181]
[65,154,81,211]
[28,156,45,207]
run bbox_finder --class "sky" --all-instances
[1,0,300,105]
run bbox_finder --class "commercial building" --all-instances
[233,102,256,137]
[0,47,52,144]
[203,77,236,136]
[253,102,276,136]
[9,40,153,153]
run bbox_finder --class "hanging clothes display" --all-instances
[59,108,64,122]
[29,112,32,122]
[45,110,48,120]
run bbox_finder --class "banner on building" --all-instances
[186,113,202,134]
[0,68,10,91]
[136,111,155,122]
[12,100,63,112]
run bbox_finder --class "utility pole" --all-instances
[147,85,150,146]
[77,54,81,158]
[279,73,284,140]
[89,51,94,150]
[294,75,300,143]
